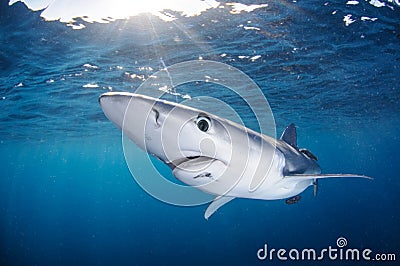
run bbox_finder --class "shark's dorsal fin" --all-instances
[280,123,298,150]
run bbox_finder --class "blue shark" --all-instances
[99,92,371,219]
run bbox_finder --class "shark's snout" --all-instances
[99,92,133,129]
[99,92,234,176]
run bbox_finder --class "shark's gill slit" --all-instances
[152,108,161,127]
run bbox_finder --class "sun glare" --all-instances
[9,0,269,29]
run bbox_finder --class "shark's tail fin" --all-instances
[285,174,371,198]
[284,174,373,181]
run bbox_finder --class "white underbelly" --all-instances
[173,144,313,200]
[220,149,313,200]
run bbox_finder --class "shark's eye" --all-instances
[196,116,210,132]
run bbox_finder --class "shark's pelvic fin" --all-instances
[280,123,298,150]
[205,195,236,220]
[284,174,373,181]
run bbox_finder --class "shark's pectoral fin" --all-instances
[284,174,373,181]
[204,195,235,220]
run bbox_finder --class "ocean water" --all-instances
[1,0,399,265]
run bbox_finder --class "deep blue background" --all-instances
[0,0,399,265]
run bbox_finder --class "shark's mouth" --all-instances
[169,155,228,184]
[166,156,218,171]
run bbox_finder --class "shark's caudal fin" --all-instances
[286,174,371,198]
[280,123,298,150]
[204,196,235,220]
[284,174,373,180]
